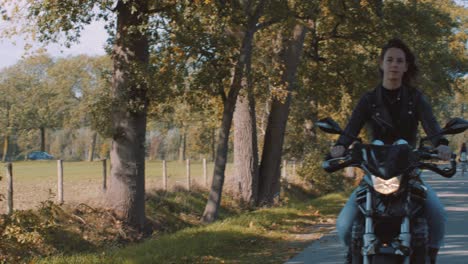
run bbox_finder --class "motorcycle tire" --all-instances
[411,245,427,264]
[351,252,362,264]
[369,255,402,264]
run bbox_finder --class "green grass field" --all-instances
[0,160,299,213]
[0,160,223,183]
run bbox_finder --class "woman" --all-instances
[330,38,452,264]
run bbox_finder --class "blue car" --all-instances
[28,151,54,160]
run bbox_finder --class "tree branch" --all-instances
[255,18,281,31]
[148,2,177,14]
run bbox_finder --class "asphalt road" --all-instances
[285,168,468,264]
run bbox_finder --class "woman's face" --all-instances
[380,47,408,83]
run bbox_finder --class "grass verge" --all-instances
[0,182,347,263]
[4,182,348,264]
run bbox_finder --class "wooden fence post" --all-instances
[203,158,207,187]
[6,162,13,214]
[57,160,63,204]
[163,160,167,191]
[186,159,191,191]
[102,159,107,191]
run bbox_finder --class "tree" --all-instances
[200,0,269,223]
[258,22,308,205]
[164,0,270,221]
[0,68,21,161]
[233,86,259,205]
[0,0,159,231]
[47,55,112,161]
[3,55,67,154]
[106,0,150,230]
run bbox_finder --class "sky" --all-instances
[0,20,109,70]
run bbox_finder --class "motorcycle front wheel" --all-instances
[368,255,402,264]
[352,254,401,264]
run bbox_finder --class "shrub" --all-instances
[297,144,353,195]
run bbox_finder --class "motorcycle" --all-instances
[315,117,468,264]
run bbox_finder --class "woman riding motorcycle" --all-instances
[330,38,452,264]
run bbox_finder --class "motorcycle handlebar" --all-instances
[322,154,356,173]
[418,153,457,178]
[323,148,457,178]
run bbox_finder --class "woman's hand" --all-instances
[330,145,346,158]
[435,145,452,161]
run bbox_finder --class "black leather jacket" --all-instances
[336,85,448,148]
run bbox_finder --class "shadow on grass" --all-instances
[146,186,240,234]
[283,182,348,214]
[282,182,318,205]
[308,193,348,215]
[42,227,97,253]
[222,208,318,235]
[114,228,283,264]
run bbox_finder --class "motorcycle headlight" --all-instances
[371,175,401,195]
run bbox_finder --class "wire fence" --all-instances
[1,159,300,214]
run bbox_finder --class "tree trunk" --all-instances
[202,25,258,224]
[233,37,258,205]
[178,129,186,162]
[258,23,307,205]
[149,134,160,160]
[3,106,10,162]
[202,97,236,223]
[233,92,259,205]
[2,135,8,162]
[40,127,45,152]
[88,131,97,161]
[107,0,149,231]
[211,128,216,162]
[373,0,383,17]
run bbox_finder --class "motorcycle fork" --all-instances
[362,190,412,264]
[362,190,374,264]
[400,192,412,264]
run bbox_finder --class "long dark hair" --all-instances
[379,38,419,87]
[462,142,467,153]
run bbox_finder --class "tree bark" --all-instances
[211,128,216,162]
[258,23,307,205]
[233,91,259,204]
[233,37,259,205]
[2,135,8,162]
[178,129,186,162]
[3,106,10,162]
[40,126,45,152]
[202,97,235,223]
[88,131,97,161]
[107,0,149,231]
[149,134,160,160]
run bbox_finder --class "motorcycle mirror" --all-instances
[315,117,343,135]
[441,117,468,135]
[420,117,468,145]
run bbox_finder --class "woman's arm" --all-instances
[336,94,371,148]
[417,92,448,146]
